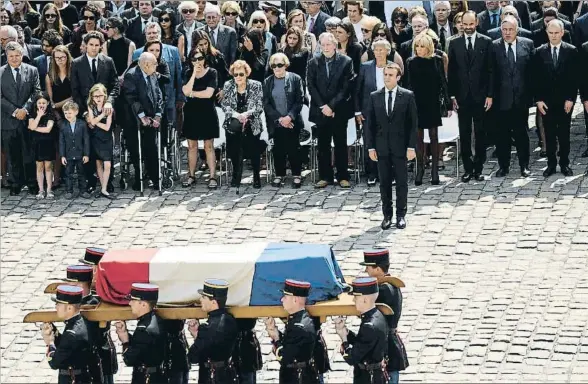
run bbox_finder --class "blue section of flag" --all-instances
[249,243,346,305]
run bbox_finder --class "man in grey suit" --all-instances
[197,3,237,65]
[0,42,41,196]
[364,63,417,230]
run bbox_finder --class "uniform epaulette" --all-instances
[365,322,373,326]
[136,325,147,329]
[65,329,76,335]
[294,323,305,328]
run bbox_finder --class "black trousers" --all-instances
[316,115,349,182]
[362,121,379,180]
[497,107,530,169]
[65,158,86,192]
[2,127,36,188]
[273,126,302,177]
[377,155,408,219]
[457,101,487,173]
[226,129,261,182]
[124,124,159,184]
[543,104,572,168]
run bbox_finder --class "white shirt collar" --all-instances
[504,39,516,47]
[10,65,21,72]
[86,54,99,67]
[386,86,398,94]
[550,43,562,50]
[465,31,477,40]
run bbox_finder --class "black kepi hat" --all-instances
[79,247,106,265]
[51,285,84,304]
[349,277,379,296]
[360,248,390,266]
[281,279,311,297]
[64,265,93,283]
[198,279,230,299]
[128,283,159,302]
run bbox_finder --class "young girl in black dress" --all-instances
[28,92,56,199]
[87,84,114,199]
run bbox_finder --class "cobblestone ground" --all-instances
[2,106,588,383]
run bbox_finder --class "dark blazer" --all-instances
[447,33,494,105]
[580,42,588,103]
[487,26,533,41]
[573,12,588,48]
[71,53,120,112]
[399,39,413,64]
[514,1,532,30]
[262,72,305,137]
[345,42,363,76]
[33,54,49,91]
[307,11,330,39]
[364,86,418,156]
[533,42,578,105]
[59,118,90,160]
[477,9,502,35]
[0,63,41,132]
[355,60,393,116]
[25,43,43,61]
[430,22,455,48]
[120,7,139,21]
[125,15,157,47]
[198,24,238,65]
[122,66,163,120]
[491,37,535,110]
[307,52,355,123]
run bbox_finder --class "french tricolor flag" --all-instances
[96,243,346,306]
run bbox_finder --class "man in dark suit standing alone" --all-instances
[0,41,41,196]
[534,19,578,177]
[364,63,417,230]
[491,15,534,178]
[448,10,494,182]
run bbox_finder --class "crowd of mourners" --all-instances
[1,0,588,202]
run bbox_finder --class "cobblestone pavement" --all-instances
[2,106,588,383]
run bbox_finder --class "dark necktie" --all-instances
[492,14,498,28]
[210,29,216,45]
[466,36,473,61]
[146,76,155,102]
[14,67,21,97]
[91,58,97,81]
[552,46,558,67]
[507,43,515,70]
[387,91,393,116]
[308,16,315,33]
[440,27,446,51]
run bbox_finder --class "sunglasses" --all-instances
[159,17,171,22]
[182,9,196,14]
[83,15,95,21]
[234,72,246,77]
[361,28,372,33]
[192,56,205,62]
[225,12,238,17]
[92,94,105,98]
[376,32,387,37]
[271,63,286,69]
[45,14,57,19]
[394,19,406,25]
[252,19,266,24]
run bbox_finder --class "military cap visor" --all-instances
[281,279,311,297]
[51,285,84,304]
[198,279,230,299]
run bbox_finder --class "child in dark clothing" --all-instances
[58,101,90,199]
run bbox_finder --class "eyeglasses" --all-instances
[182,9,196,14]
[44,14,57,20]
[252,19,265,24]
[225,12,238,17]
[234,72,246,77]
[394,19,406,25]
[54,55,67,61]
[159,17,171,22]
[271,63,286,69]
[361,28,372,33]
[92,95,105,99]
[83,15,95,21]
[192,56,205,62]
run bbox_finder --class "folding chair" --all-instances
[260,112,272,183]
[300,104,317,183]
[424,112,460,179]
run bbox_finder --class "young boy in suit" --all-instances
[59,101,90,199]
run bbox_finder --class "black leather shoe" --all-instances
[561,166,573,177]
[495,168,509,177]
[539,150,547,158]
[431,178,440,185]
[543,167,556,177]
[253,177,261,189]
[582,148,588,158]
[396,217,406,229]
[107,183,114,193]
[367,178,376,186]
[381,217,392,230]
[461,172,472,182]
[132,182,141,191]
[86,186,96,194]
[520,167,531,177]
[473,173,485,181]
[9,187,20,196]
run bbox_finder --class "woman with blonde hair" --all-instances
[279,9,317,52]
[247,10,278,55]
[404,32,451,186]
[221,1,247,43]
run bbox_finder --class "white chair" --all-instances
[329,118,361,183]
[423,112,460,178]
[259,113,272,183]
[300,104,318,182]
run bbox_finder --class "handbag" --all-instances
[435,57,449,118]
[225,117,243,135]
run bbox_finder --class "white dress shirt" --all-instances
[464,32,478,49]
[375,66,385,90]
[86,54,99,70]
[184,21,197,53]
[110,1,126,17]
[11,65,21,82]
[306,14,318,32]
[504,40,517,61]
[437,23,452,38]
[208,26,220,46]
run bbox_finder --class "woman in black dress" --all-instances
[335,20,362,77]
[87,84,114,199]
[32,3,72,44]
[239,28,269,84]
[181,48,219,189]
[46,44,72,190]
[28,92,55,199]
[404,33,452,186]
[103,17,136,78]
[158,8,185,62]
[191,30,229,100]
[280,27,310,94]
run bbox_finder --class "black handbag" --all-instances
[225,117,244,135]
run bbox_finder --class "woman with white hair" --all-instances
[247,10,278,56]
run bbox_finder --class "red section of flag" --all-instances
[95,249,157,304]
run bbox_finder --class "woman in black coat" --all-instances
[335,20,363,76]
[405,33,451,186]
[239,28,270,83]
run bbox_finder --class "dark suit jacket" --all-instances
[262,72,305,137]
[355,60,393,116]
[120,7,139,21]
[447,33,494,104]
[430,22,455,50]
[364,86,418,156]
[307,52,355,123]
[487,27,533,41]
[399,39,413,64]
[59,118,90,160]
[574,12,588,48]
[533,42,578,105]
[491,37,535,110]
[514,1,532,30]
[581,42,588,103]
[125,15,155,47]
[345,42,363,76]
[477,9,502,35]
[33,54,49,91]
[198,24,238,65]
[0,63,41,131]
[308,11,330,39]
[122,66,163,122]
[26,43,43,61]
[71,54,120,112]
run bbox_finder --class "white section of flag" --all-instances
[149,242,268,305]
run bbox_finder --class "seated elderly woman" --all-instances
[263,53,305,189]
[221,60,264,192]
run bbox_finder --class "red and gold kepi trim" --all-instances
[198,279,230,299]
[349,277,379,296]
[51,285,84,304]
[360,248,390,266]
[281,279,311,297]
[128,283,159,302]
[79,247,106,265]
[64,265,93,283]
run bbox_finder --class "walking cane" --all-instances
[137,121,144,197]
[158,127,162,196]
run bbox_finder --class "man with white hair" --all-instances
[533,19,578,178]
[486,5,533,40]
[431,1,452,51]
[490,15,534,178]
[0,25,18,65]
[197,3,237,64]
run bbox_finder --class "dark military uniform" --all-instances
[378,277,409,374]
[189,279,239,383]
[311,317,330,379]
[233,318,262,384]
[164,320,189,384]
